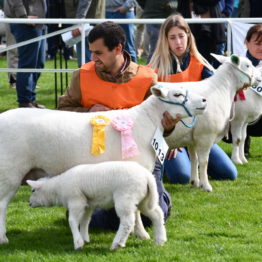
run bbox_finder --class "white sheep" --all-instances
[163,54,262,192]
[27,161,166,250]
[230,85,262,164]
[0,85,207,244]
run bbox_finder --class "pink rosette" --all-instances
[111,116,140,159]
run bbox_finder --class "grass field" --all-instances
[0,56,261,262]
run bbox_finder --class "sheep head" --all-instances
[27,179,53,208]
[211,53,262,87]
[151,83,207,119]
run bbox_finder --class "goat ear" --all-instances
[230,54,240,66]
[26,180,42,189]
[210,53,229,64]
[151,84,169,98]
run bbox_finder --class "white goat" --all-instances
[230,85,262,164]
[27,161,166,250]
[164,54,262,192]
[0,85,207,244]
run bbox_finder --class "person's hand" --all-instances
[161,111,182,136]
[115,7,127,14]
[89,104,111,112]
[27,16,38,26]
[166,148,183,160]
[71,28,81,38]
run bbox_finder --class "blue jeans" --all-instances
[10,24,45,104]
[165,144,237,184]
[89,160,171,230]
[76,41,91,67]
[106,10,137,62]
[146,24,161,63]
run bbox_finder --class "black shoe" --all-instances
[32,102,45,109]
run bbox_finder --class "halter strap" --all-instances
[158,90,197,128]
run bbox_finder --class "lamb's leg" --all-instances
[197,146,212,192]
[110,203,136,251]
[231,121,244,164]
[140,205,166,246]
[133,210,150,240]
[80,207,93,243]
[68,202,86,250]
[187,147,200,188]
[239,123,248,164]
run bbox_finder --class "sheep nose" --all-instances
[202,98,207,102]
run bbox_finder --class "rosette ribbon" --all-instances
[111,116,140,159]
[90,115,110,155]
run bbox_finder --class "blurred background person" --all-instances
[106,0,137,62]
[4,0,47,108]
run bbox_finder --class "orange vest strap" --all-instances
[159,54,204,82]
[80,62,154,109]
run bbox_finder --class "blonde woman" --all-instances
[149,14,237,183]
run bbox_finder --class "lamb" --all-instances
[163,54,262,192]
[230,85,262,164]
[27,161,166,250]
[0,84,207,244]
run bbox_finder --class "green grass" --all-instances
[0,57,262,261]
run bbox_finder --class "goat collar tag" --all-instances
[90,115,110,155]
[112,116,140,159]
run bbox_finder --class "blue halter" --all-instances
[158,90,197,128]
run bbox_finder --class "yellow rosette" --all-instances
[90,115,110,155]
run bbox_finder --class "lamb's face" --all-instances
[151,83,207,119]
[27,179,49,208]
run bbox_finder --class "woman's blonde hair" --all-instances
[149,14,214,81]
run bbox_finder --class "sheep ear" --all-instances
[230,54,240,66]
[210,53,229,64]
[26,180,42,189]
[151,84,169,98]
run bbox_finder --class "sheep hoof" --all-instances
[110,243,125,251]
[231,157,243,165]
[190,179,200,188]
[74,239,84,250]
[155,237,167,246]
[200,183,212,192]
[0,235,9,244]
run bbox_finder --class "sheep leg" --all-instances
[231,121,244,164]
[239,123,248,164]
[197,148,212,192]
[110,202,135,251]
[187,147,200,188]
[140,205,166,246]
[0,182,20,244]
[133,210,150,240]
[80,207,93,243]
[68,202,86,250]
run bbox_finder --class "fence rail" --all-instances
[1,17,262,71]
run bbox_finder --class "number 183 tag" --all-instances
[151,127,169,165]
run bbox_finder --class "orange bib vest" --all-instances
[159,54,204,82]
[80,62,154,109]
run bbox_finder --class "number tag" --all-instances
[250,82,262,96]
[151,128,169,165]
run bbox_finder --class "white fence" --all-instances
[1,17,262,72]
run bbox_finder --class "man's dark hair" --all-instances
[88,21,126,51]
